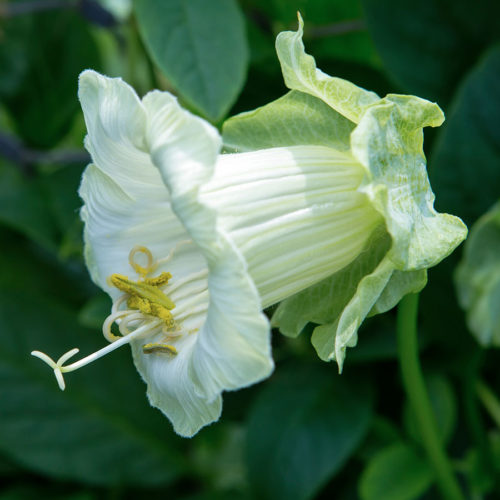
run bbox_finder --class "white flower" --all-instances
[31,17,466,437]
[32,67,383,436]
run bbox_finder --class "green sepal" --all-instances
[238,15,468,369]
[275,13,379,123]
[222,89,354,152]
[352,95,467,271]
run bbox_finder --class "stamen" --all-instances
[102,309,136,342]
[175,304,209,324]
[129,245,155,276]
[31,244,193,392]
[118,312,148,336]
[161,327,183,338]
[155,239,193,266]
[142,343,178,355]
[31,319,161,390]
[174,290,209,319]
[170,280,208,302]
[166,269,208,295]
[111,294,128,314]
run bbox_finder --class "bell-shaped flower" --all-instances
[33,69,277,437]
[455,202,500,346]
[32,68,383,436]
[222,15,467,369]
[31,17,466,437]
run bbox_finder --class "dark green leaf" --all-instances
[0,485,96,500]
[0,14,32,97]
[362,0,500,104]
[359,443,433,500]
[246,363,374,500]
[191,424,247,492]
[135,0,248,122]
[431,45,500,227]
[347,315,397,364]
[4,10,101,148]
[39,164,85,236]
[0,161,57,249]
[78,293,112,329]
[39,163,87,258]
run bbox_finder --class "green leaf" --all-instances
[78,293,112,329]
[0,485,96,500]
[362,0,500,104]
[39,163,87,258]
[4,10,101,148]
[246,363,373,500]
[0,240,186,485]
[432,45,500,228]
[0,453,19,478]
[0,161,57,249]
[455,202,500,346]
[191,424,247,492]
[134,0,248,122]
[39,164,86,236]
[0,14,32,97]
[359,443,433,500]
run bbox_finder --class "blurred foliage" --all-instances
[0,0,500,499]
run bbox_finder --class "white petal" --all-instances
[144,90,274,407]
[78,70,160,196]
[131,333,222,438]
[79,164,204,295]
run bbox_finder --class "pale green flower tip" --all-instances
[455,202,500,347]
[351,96,466,271]
[275,14,379,124]
[385,94,445,129]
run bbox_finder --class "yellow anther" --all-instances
[142,272,172,287]
[129,245,155,277]
[109,271,175,327]
[127,295,175,328]
[142,343,178,355]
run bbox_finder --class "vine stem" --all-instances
[397,293,465,500]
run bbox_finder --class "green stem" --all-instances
[397,293,465,500]
[476,380,500,429]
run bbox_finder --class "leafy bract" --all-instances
[227,16,466,368]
